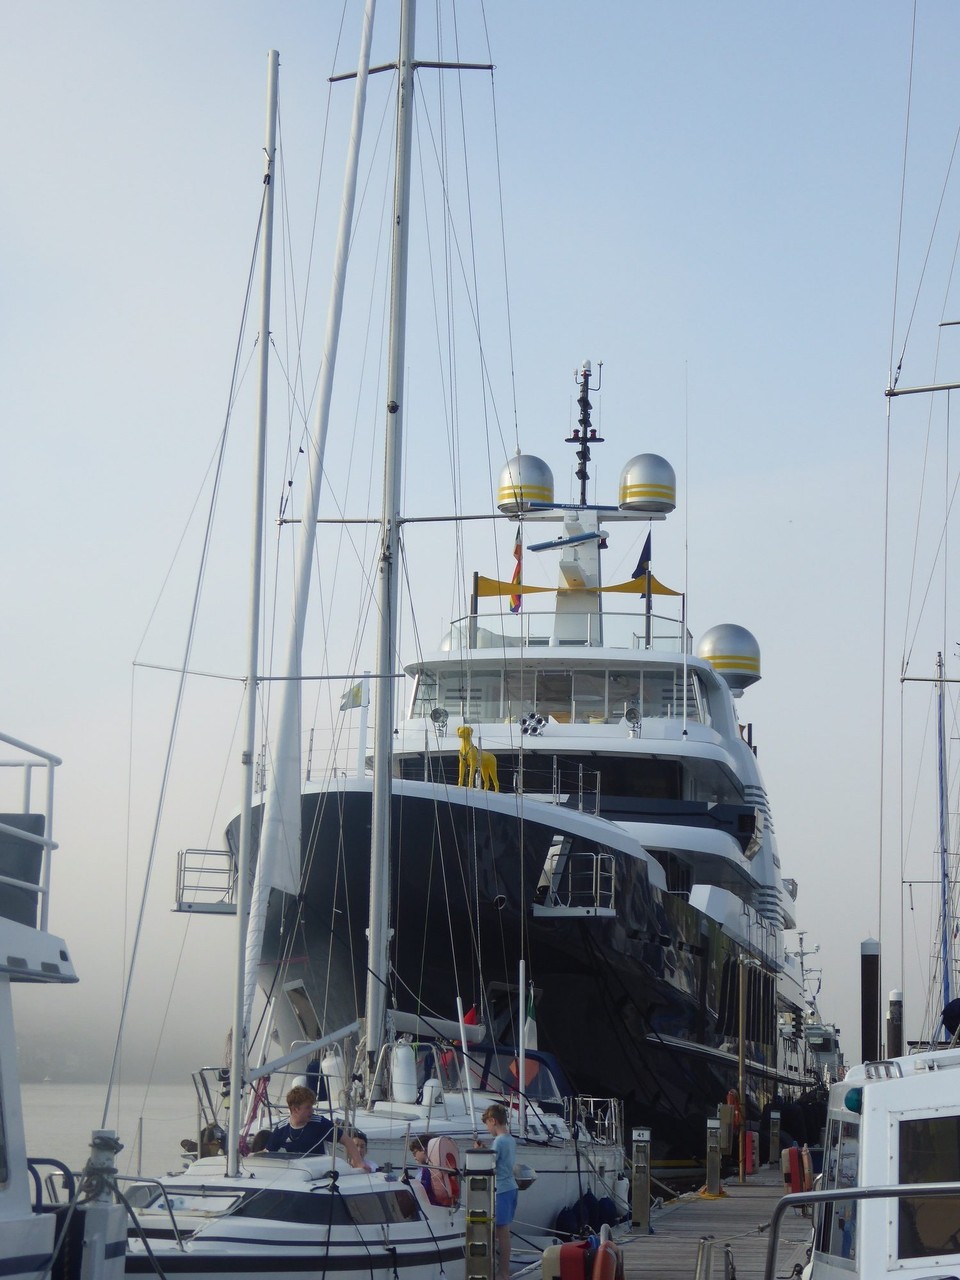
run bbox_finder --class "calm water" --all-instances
[21,1081,202,1178]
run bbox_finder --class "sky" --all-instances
[6,0,960,1106]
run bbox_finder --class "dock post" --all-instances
[631,1126,651,1231]
[464,1147,496,1280]
[705,1117,722,1196]
[769,1109,781,1166]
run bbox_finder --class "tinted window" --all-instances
[232,1189,352,1225]
[348,1189,421,1224]
[898,1115,960,1259]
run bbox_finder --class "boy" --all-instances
[480,1104,517,1280]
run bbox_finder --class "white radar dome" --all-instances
[497,453,554,513]
[618,454,676,514]
[697,623,761,693]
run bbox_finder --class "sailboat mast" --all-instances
[227,48,279,1178]
[240,0,378,1040]
[936,651,953,1033]
[366,0,416,1072]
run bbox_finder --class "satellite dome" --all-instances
[618,454,676,514]
[697,623,761,693]
[497,453,554,513]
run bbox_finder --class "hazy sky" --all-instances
[6,0,960,1105]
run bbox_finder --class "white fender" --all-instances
[392,1039,417,1103]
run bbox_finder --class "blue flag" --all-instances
[631,531,652,580]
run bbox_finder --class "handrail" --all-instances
[764,1182,960,1280]
[26,1157,75,1209]
[0,731,60,932]
[114,1175,189,1250]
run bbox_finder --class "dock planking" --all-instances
[619,1165,811,1278]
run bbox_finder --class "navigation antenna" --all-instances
[566,360,604,505]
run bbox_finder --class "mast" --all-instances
[365,0,417,1074]
[227,48,279,1178]
[936,651,953,1034]
[241,0,378,1040]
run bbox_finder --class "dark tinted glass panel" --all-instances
[898,1115,960,1259]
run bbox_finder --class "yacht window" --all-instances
[411,671,440,718]
[572,670,607,722]
[232,1188,353,1225]
[503,669,535,720]
[897,1115,960,1259]
[535,673,573,722]
[349,1188,422,1224]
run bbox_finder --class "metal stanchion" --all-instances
[693,1236,715,1280]
[464,1147,496,1280]
[705,1118,722,1197]
[631,1127,651,1232]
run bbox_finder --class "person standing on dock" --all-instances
[479,1104,518,1280]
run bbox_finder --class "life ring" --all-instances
[426,1136,460,1206]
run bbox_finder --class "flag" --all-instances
[509,527,522,614]
[339,681,364,711]
[523,986,537,1050]
[631,531,652,580]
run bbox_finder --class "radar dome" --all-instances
[697,623,761,693]
[497,453,554,513]
[618,454,676,513]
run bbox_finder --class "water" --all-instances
[21,1081,202,1178]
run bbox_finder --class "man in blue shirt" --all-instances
[266,1085,361,1162]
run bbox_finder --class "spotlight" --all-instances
[430,707,448,731]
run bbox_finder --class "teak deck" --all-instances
[619,1165,811,1279]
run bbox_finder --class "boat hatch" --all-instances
[132,1188,242,1216]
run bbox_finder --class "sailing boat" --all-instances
[120,37,468,1280]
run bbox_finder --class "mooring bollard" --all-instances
[631,1127,651,1232]
[769,1109,781,1166]
[705,1117,722,1196]
[464,1147,495,1280]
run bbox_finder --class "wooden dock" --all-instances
[619,1165,811,1279]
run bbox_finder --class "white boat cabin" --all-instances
[809,1047,960,1278]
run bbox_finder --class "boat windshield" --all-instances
[428,1046,563,1103]
[411,664,714,727]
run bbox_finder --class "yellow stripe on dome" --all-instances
[706,654,761,672]
[619,483,676,500]
[497,484,554,503]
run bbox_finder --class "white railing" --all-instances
[0,731,61,932]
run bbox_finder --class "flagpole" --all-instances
[518,958,527,1140]
[356,672,370,778]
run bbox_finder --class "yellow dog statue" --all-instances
[456,725,499,792]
